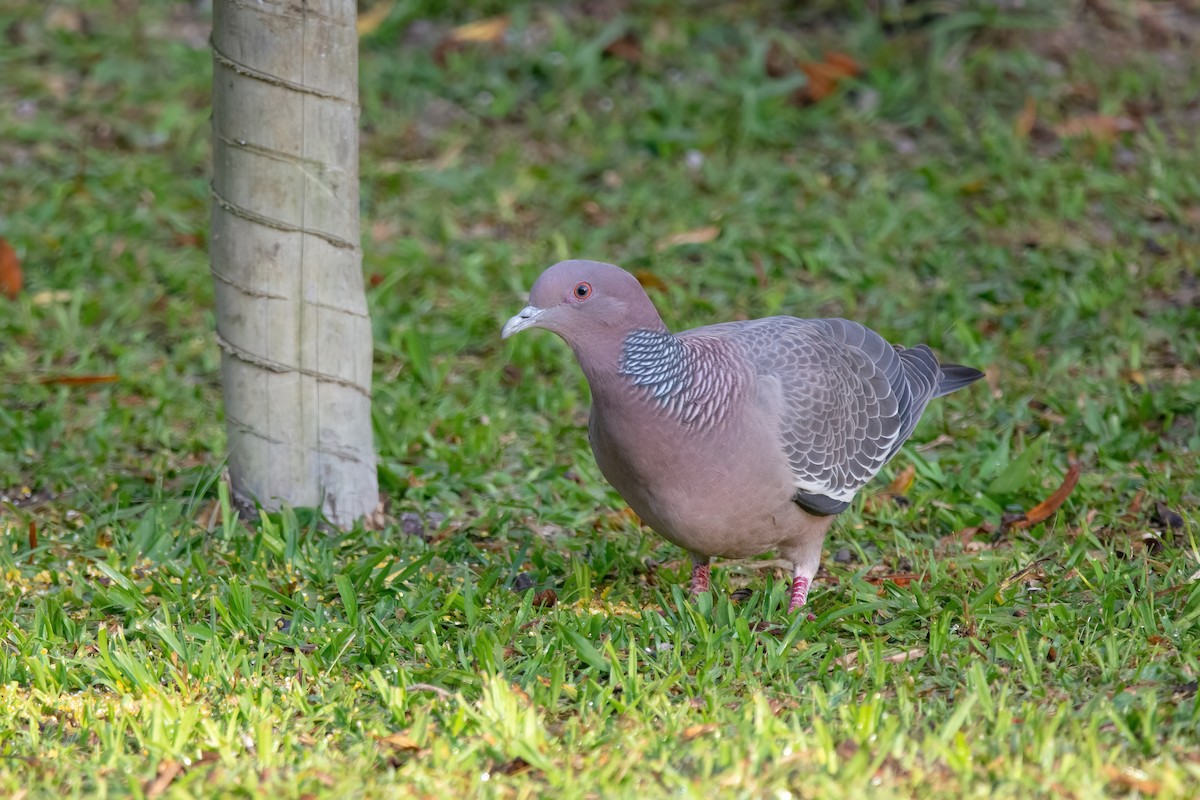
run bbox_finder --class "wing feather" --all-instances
[696,317,946,511]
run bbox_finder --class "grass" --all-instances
[2,0,1199,796]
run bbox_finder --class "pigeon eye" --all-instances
[573,282,592,300]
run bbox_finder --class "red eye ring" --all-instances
[573,281,592,300]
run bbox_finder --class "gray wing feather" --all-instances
[706,317,946,507]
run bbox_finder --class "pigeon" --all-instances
[502,260,982,612]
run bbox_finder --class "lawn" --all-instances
[1,0,1199,797]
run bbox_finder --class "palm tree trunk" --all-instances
[209,0,377,528]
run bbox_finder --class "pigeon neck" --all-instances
[618,329,688,402]
[611,329,745,428]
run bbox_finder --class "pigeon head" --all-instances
[501,260,666,351]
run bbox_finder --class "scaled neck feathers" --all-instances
[616,329,745,427]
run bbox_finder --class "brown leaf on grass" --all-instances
[797,51,861,103]
[1001,462,1083,533]
[499,757,533,776]
[824,52,859,75]
[171,231,205,249]
[196,499,222,531]
[604,31,642,64]
[634,270,670,292]
[357,1,395,36]
[681,723,719,741]
[595,506,640,531]
[533,588,557,608]
[655,226,720,251]
[864,572,922,589]
[448,15,508,43]
[915,433,955,452]
[144,760,183,798]
[0,238,21,300]
[833,646,926,670]
[30,290,71,306]
[944,522,997,550]
[1123,491,1142,522]
[434,16,508,65]
[36,374,118,386]
[1054,114,1138,141]
[1014,97,1037,139]
[1102,765,1162,796]
[863,463,915,512]
[999,557,1054,592]
[885,463,916,496]
[378,732,421,752]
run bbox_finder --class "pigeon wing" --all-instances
[710,317,939,514]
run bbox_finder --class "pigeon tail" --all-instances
[934,364,985,397]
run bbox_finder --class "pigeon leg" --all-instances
[786,544,823,615]
[788,573,811,612]
[783,515,831,615]
[689,555,711,595]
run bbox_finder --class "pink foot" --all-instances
[690,561,711,595]
[788,575,810,613]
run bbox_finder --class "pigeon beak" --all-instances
[501,305,545,339]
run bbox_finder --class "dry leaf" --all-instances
[655,226,720,251]
[144,760,182,798]
[499,757,533,776]
[378,733,421,751]
[434,16,508,66]
[0,238,21,300]
[999,557,1054,592]
[885,463,915,496]
[171,231,205,249]
[634,270,669,291]
[1001,462,1082,532]
[1102,765,1162,796]
[31,290,71,306]
[681,723,718,740]
[824,51,860,75]
[864,573,922,588]
[943,522,997,550]
[36,374,119,386]
[1014,97,1037,139]
[447,15,508,44]
[798,51,861,103]
[357,1,395,36]
[883,646,927,664]
[533,588,557,608]
[196,499,222,532]
[833,646,926,670]
[604,31,642,64]
[864,463,915,511]
[1054,115,1138,141]
[310,772,336,788]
